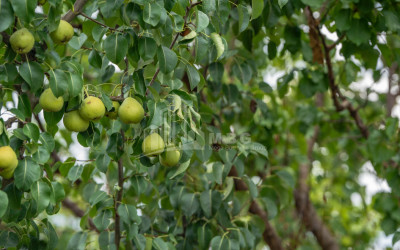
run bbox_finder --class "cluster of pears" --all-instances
[9,20,74,54]
[142,133,181,167]
[0,146,18,179]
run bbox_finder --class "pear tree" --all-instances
[0,0,400,249]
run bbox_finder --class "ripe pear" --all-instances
[142,133,165,156]
[118,97,144,124]
[39,88,64,112]
[0,164,17,179]
[50,20,74,44]
[63,110,89,132]
[9,28,35,54]
[159,146,181,167]
[79,96,105,121]
[0,146,18,173]
[105,101,120,120]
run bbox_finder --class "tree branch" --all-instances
[62,198,99,233]
[62,0,89,22]
[228,166,284,250]
[309,6,369,139]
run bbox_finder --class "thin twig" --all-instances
[79,12,122,32]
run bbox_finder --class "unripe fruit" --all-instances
[39,88,64,112]
[0,164,17,179]
[63,110,89,132]
[50,20,74,44]
[118,97,144,124]
[105,101,120,120]
[0,146,18,169]
[79,96,105,121]
[9,28,35,54]
[142,133,165,156]
[159,147,181,167]
[210,32,224,59]
[0,146,18,179]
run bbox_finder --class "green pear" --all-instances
[118,97,144,124]
[0,146,18,171]
[79,96,105,121]
[63,110,89,132]
[9,28,35,54]
[105,101,120,120]
[159,146,181,167]
[39,88,64,112]
[142,133,165,156]
[50,20,74,44]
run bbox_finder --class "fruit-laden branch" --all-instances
[62,198,99,233]
[62,0,89,22]
[304,6,369,139]
[228,166,284,250]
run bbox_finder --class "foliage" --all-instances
[0,0,400,249]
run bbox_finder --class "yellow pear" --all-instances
[79,96,105,121]
[159,146,181,167]
[50,20,74,44]
[63,110,89,132]
[142,133,165,156]
[118,97,144,124]
[0,146,18,170]
[39,88,64,112]
[9,28,35,54]
[105,101,120,120]
[0,164,17,179]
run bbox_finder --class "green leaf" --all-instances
[39,132,55,152]
[10,0,36,24]
[300,0,324,8]
[198,223,213,249]
[0,0,13,32]
[334,9,351,31]
[50,181,65,204]
[31,180,52,213]
[23,123,40,142]
[14,157,41,191]
[96,154,111,173]
[157,46,178,74]
[19,61,44,93]
[89,190,109,206]
[277,0,288,9]
[67,72,83,98]
[244,176,258,198]
[67,164,84,182]
[393,231,400,245]
[180,193,199,217]
[66,232,87,250]
[143,1,162,26]
[139,37,157,61]
[347,19,370,45]
[106,133,124,161]
[186,65,200,90]
[211,236,229,250]
[148,101,168,129]
[94,209,112,231]
[196,10,209,32]
[68,33,87,50]
[103,33,128,64]
[118,204,141,224]
[200,190,222,218]
[238,4,250,33]
[88,49,103,68]
[32,146,50,164]
[98,231,116,250]
[49,69,68,98]
[0,231,19,248]
[169,160,191,179]
[18,94,32,119]
[276,169,295,189]
[153,238,168,250]
[0,190,8,218]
